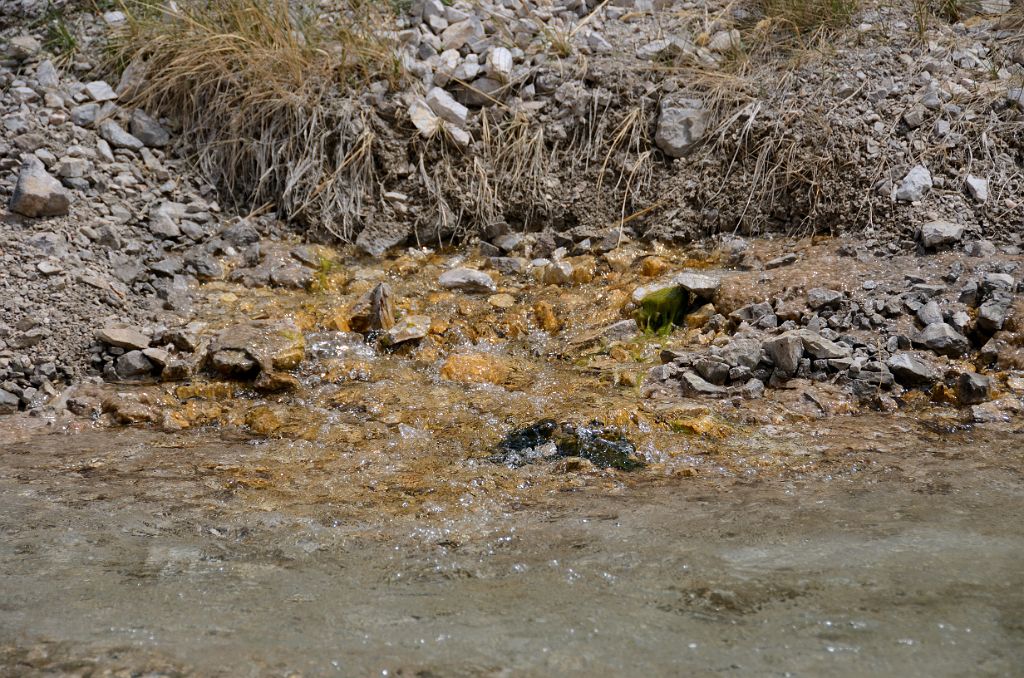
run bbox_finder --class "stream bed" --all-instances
[2,240,1024,676]
[1,414,1023,676]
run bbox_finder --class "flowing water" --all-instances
[2,242,1023,676]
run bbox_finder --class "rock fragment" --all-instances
[654,97,708,158]
[439,268,497,293]
[9,157,72,218]
[894,165,932,202]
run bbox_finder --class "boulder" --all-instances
[957,372,991,405]
[347,282,396,333]
[9,157,72,218]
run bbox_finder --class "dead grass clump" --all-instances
[108,0,402,240]
[755,0,859,33]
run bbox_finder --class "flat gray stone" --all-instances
[894,164,932,202]
[439,268,497,293]
[96,327,151,350]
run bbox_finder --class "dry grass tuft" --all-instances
[108,0,402,240]
[756,0,859,33]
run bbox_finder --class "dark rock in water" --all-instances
[493,419,644,471]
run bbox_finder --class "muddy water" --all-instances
[2,241,1024,675]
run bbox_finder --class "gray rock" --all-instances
[439,268,497,293]
[654,97,708,158]
[965,175,988,203]
[96,327,151,350]
[356,220,412,257]
[914,322,970,356]
[70,103,100,127]
[693,357,730,385]
[211,349,258,376]
[978,291,1012,333]
[797,330,852,359]
[958,372,991,405]
[270,265,313,290]
[489,257,527,274]
[426,86,468,125]
[631,272,720,304]
[115,350,154,379]
[381,315,431,346]
[716,336,763,369]
[9,157,72,218]
[130,109,169,147]
[886,352,940,386]
[764,332,804,376]
[678,371,728,398]
[98,120,144,151]
[0,388,19,414]
[84,81,118,102]
[894,164,932,202]
[917,300,943,326]
[920,220,965,249]
[765,253,798,269]
[222,220,261,247]
[807,287,843,310]
[36,59,59,89]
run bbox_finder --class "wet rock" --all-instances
[440,352,511,385]
[920,221,965,250]
[270,265,313,290]
[693,357,730,385]
[654,97,707,157]
[894,164,932,202]
[957,372,991,405]
[913,322,970,357]
[207,320,305,378]
[211,349,259,377]
[348,282,396,333]
[533,301,560,333]
[9,157,72,218]
[96,326,151,351]
[489,257,527,274]
[886,352,940,386]
[492,419,643,471]
[631,272,720,304]
[765,253,798,269]
[381,315,431,347]
[439,268,497,293]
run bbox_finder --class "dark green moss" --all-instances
[634,286,693,334]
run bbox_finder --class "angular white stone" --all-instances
[426,86,468,126]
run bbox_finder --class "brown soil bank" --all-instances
[105,0,1024,253]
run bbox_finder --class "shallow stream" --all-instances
[2,241,1023,676]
